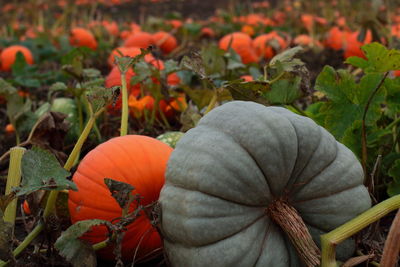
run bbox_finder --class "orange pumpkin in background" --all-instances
[0,45,34,71]
[343,30,372,59]
[107,46,155,67]
[123,32,154,49]
[152,31,178,54]
[68,135,173,261]
[69,27,98,50]
[219,32,259,64]
[253,31,287,60]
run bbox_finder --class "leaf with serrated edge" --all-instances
[346,42,400,73]
[55,219,109,267]
[16,147,76,196]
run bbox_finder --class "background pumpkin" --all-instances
[159,101,371,266]
[68,135,173,261]
[0,45,34,71]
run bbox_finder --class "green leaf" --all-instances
[384,77,400,119]
[55,219,109,267]
[49,82,68,92]
[388,159,400,184]
[163,59,180,75]
[16,147,76,196]
[345,42,400,73]
[82,68,101,79]
[314,66,385,140]
[0,78,17,96]
[263,77,301,104]
[201,45,226,76]
[6,94,32,123]
[11,52,28,76]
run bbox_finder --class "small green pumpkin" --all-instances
[159,101,371,266]
[156,131,184,148]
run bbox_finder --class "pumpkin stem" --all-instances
[267,199,320,267]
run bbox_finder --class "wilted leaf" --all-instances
[27,112,69,161]
[104,178,134,210]
[181,52,207,79]
[225,80,269,105]
[201,45,226,76]
[269,46,304,66]
[86,86,114,113]
[16,147,76,196]
[55,219,110,267]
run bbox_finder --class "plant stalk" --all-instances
[120,72,129,136]
[321,194,400,267]
[3,147,26,225]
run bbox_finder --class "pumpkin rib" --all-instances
[288,141,339,198]
[165,125,271,206]
[282,122,322,195]
[253,216,273,265]
[198,119,284,200]
[291,175,364,205]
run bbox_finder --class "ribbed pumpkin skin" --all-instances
[159,101,371,267]
[68,135,173,261]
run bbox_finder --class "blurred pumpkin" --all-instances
[123,32,154,49]
[253,31,287,60]
[69,27,97,50]
[0,45,34,71]
[219,32,258,64]
[152,31,178,54]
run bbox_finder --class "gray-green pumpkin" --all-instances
[159,101,371,267]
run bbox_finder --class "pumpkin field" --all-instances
[1,0,400,266]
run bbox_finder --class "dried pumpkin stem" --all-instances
[267,199,320,267]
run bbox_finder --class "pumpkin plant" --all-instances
[159,101,371,266]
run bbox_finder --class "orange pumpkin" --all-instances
[68,135,173,261]
[69,27,98,50]
[253,31,287,60]
[152,31,178,54]
[0,45,34,71]
[107,46,155,67]
[123,32,154,49]
[219,32,259,64]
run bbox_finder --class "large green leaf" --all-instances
[16,147,76,196]
[346,42,400,73]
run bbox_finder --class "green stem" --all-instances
[92,239,109,251]
[3,147,26,225]
[120,72,129,136]
[320,194,400,267]
[289,103,307,117]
